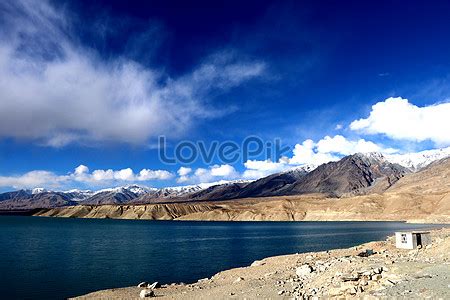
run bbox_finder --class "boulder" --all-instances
[139,289,155,298]
[137,282,148,288]
[251,260,265,267]
[147,282,160,289]
[296,264,313,277]
[233,277,244,283]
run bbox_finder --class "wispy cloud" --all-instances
[0,0,265,147]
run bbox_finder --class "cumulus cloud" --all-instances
[0,0,265,147]
[77,166,174,184]
[289,139,339,165]
[177,164,239,183]
[290,135,396,165]
[177,167,192,176]
[350,97,450,146]
[242,159,290,179]
[0,165,174,189]
[0,171,69,189]
[316,135,397,155]
[240,135,396,180]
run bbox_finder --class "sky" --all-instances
[0,0,450,191]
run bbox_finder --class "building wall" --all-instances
[395,232,432,249]
[395,232,414,249]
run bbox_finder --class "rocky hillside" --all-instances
[0,192,77,210]
[283,153,408,197]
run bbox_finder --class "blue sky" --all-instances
[0,0,450,191]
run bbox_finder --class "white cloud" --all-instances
[0,0,265,147]
[0,171,69,189]
[289,139,339,165]
[241,135,397,180]
[177,167,192,176]
[177,164,239,183]
[138,169,173,181]
[74,165,89,175]
[242,159,290,179]
[316,135,397,155]
[210,164,237,177]
[0,165,174,189]
[176,167,192,183]
[79,166,174,184]
[350,97,450,146]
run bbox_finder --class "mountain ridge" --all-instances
[1,148,449,209]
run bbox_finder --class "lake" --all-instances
[0,216,445,299]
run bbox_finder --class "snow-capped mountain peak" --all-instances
[386,147,450,171]
[93,185,155,196]
[31,187,48,194]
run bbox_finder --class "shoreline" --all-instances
[75,227,450,299]
[31,213,450,224]
[32,194,450,223]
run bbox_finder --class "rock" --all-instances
[382,279,395,286]
[327,287,343,296]
[140,289,155,298]
[341,274,359,282]
[137,282,148,288]
[372,274,382,281]
[233,277,244,283]
[349,286,358,295]
[296,264,313,277]
[373,267,383,274]
[251,260,265,266]
[278,290,285,295]
[359,279,368,286]
[197,278,208,283]
[147,282,161,289]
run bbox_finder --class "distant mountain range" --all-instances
[1,147,449,210]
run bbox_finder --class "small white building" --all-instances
[395,231,432,249]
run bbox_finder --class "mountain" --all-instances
[0,190,31,202]
[281,153,408,197]
[235,165,316,198]
[59,189,94,201]
[186,165,315,201]
[385,147,450,171]
[79,185,153,205]
[387,156,450,196]
[133,181,253,203]
[36,157,450,223]
[2,148,450,209]
[0,191,77,210]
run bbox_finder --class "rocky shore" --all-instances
[74,227,450,299]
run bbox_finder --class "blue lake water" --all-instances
[0,216,446,299]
